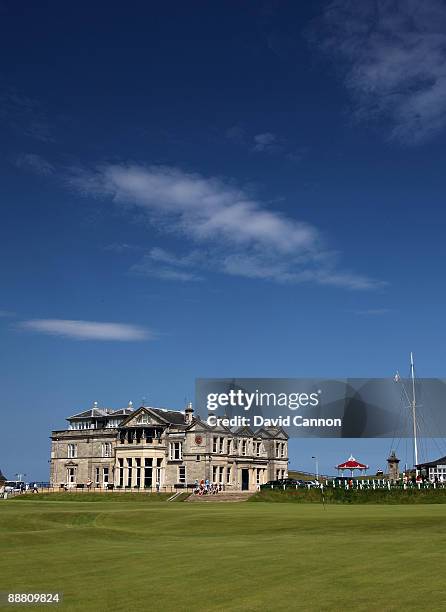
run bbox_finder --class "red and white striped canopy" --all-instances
[336,455,368,470]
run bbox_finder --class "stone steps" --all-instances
[186,491,253,502]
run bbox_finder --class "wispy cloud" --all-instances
[69,163,383,290]
[226,125,306,161]
[0,310,15,318]
[0,89,54,142]
[19,319,152,341]
[70,164,318,254]
[15,153,54,175]
[252,132,281,153]
[130,247,204,281]
[103,242,143,253]
[312,0,446,144]
[348,308,393,316]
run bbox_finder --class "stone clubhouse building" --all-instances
[50,402,289,491]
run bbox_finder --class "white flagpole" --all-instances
[410,352,419,476]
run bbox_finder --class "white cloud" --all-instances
[148,247,201,267]
[222,252,382,289]
[70,163,382,290]
[19,319,152,341]
[252,132,280,153]
[130,248,204,281]
[16,153,54,175]
[70,164,318,254]
[315,0,446,144]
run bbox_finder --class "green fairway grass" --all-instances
[1,499,446,612]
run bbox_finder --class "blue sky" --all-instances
[2,1,446,480]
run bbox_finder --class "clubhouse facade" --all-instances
[50,403,289,491]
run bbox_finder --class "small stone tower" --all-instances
[387,450,400,482]
[185,401,194,425]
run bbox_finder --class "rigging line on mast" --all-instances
[414,403,446,460]
[406,356,446,465]
[415,382,446,459]
[388,391,402,456]
[394,374,415,453]
[391,370,412,457]
[395,354,420,472]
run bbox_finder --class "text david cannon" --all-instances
[207,415,342,428]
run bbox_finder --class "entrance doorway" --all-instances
[241,469,249,491]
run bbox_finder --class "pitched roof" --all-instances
[255,426,289,439]
[231,426,254,436]
[416,455,446,469]
[149,407,186,425]
[68,407,135,420]
[117,406,187,427]
[68,404,187,424]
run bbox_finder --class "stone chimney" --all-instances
[387,450,400,482]
[185,401,194,425]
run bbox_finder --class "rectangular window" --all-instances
[219,437,224,453]
[118,458,124,487]
[144,458,152,488]
[102,442,112,457]
[67,444,77,458]
[95,467,100,487]
[156,458,162,487]
[241,440,247,456]
[226,465,231,484]
[103,467,109,486]
[67,467,76,484]
[219,466,224,483]
[178,466,186,484]
[256,468,261,485]
[196,454,200,461]
[213,437,218,453]
[127,458,132,488]
[135,458,141,488]
[170,441,182,460]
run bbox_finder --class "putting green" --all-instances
[1,499,446,611]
